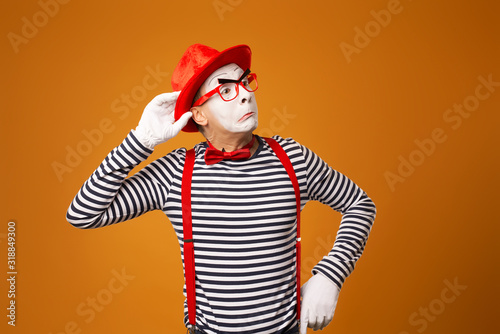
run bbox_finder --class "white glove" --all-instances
[300,273,340,333]
[134,91,193,149]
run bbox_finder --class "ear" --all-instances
[190,106,208,127]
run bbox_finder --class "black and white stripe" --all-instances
[67,132,376,334]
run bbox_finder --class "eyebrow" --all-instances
[208,73,227,86]
[207,66,244,86]
[218,69,250,84]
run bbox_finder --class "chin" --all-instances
[228,119,258,134]
[242,120,258,133]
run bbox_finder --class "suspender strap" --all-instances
[263,137,302,320]
[182,148,196,326]
[181,138,302,325]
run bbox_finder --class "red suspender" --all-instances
[263,137,302,320]
[182,148,196,326]
[181,138,302,327]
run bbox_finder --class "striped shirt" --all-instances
[66,132,376,334]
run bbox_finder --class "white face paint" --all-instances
[199,63,258,134]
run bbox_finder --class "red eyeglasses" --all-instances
[192,68,258,107]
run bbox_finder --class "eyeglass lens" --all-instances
[218,75,257,101]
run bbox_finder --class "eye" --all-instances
[219,84,233,96]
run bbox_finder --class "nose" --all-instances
[238,86,252,104]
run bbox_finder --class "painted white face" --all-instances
[199,63,258,133]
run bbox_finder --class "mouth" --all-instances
[238,112,254,122]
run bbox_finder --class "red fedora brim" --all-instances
[172,44,252,132]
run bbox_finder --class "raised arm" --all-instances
[66,92,192,229]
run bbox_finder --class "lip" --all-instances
[238,112,254,122]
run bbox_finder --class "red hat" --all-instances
[171,44,252,132]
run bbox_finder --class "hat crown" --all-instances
[171,44,220,91]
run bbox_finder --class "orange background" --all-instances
[1,0,499,333]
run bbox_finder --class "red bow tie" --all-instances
[204,136,256,165]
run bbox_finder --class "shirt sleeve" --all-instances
[300,144,377,290]
[66,130,181,229]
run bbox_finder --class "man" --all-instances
[66,44,376,334]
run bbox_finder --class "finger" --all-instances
[308,315,318,331]
[324,314,334,328]
[152,91,181,106]
[299,309,308,334]
[312,315,324,331]
[170,111,193,133]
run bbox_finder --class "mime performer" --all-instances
[67,43,376,334]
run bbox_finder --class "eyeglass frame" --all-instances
[192,68,258,108]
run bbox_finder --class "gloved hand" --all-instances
[134,91,193,149]
[300,273,340,333]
